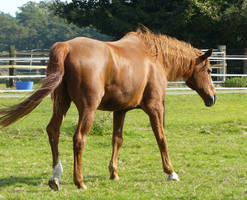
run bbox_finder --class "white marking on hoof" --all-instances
[52,157,63,182]
[167,172,180,181]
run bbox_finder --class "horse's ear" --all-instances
[196,48,213,64]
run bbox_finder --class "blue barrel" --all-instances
[16,81,34,90]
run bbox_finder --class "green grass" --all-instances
[0,93,247,199]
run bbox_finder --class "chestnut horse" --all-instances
[0,28,216,190]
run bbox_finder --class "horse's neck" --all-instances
[162,54,194,81]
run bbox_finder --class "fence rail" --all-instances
[0,57,48,61]
[0,55,247,93]
[0,75,46,79]
[210,56,247,61]
[1,55,247,62]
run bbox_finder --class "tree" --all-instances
[15,1,110,50]
[0,13,26,50]
[0,1,110,51]
[52,0,247,49]
[52,0,194,39]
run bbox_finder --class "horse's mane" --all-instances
[134,27,203,80]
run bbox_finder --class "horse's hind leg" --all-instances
[73,106,96,189]
[46,85,71,191]
[109,111,126,180]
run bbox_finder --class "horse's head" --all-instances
[185,49,216,107]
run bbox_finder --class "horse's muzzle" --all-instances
[205,94,217,107]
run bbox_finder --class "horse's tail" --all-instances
[0,42,70,128]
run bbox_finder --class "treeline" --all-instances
[1,0,247,55]
[53,0,247,53]
[0,1,110,51]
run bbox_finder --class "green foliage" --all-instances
[0,1,110,51]
[0,94,246,199]
[0,13,25,50]
[52,0,247,49]
[91,112,112,135]
[225,77,247,87]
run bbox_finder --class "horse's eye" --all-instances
[207,69,212,74]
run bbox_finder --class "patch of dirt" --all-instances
[14,187,25,192]
[242,131,247,135]
[240,126,247,135]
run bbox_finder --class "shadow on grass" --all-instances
[0,176,42,188]
[85,175,106,183]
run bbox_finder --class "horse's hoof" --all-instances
[110,174,120,181]
[48,178,60,191]
[167,172,180,181]
[77,183,87,190]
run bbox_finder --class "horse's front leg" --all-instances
[143,100,179,181]
[109,111,126,180]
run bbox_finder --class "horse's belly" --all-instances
[98,88,142,111]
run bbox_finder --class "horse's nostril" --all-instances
[209,96,214,104]
[205,95,215,107]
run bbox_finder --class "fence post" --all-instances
[40,54,46,75]
[7,45,16,88]
[217,45,227,83]
[244,48,247,74]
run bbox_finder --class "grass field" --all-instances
[0,93,246,199]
